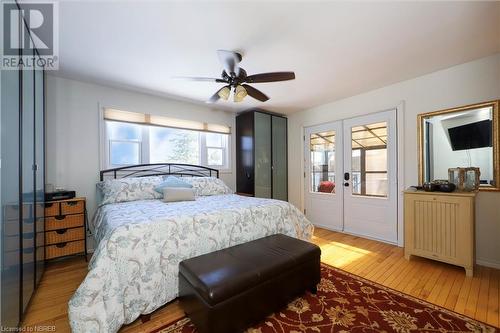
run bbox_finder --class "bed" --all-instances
[68,164,314,333]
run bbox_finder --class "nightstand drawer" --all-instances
[61,200,84,215]
[36,232,44,247]
[4,219,18,237]
[23,247,35,264]
[46,227,85,245]
[44,202,59,217]
[45,240,85,259]
[46,214,84,231]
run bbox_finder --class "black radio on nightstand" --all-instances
[45,190,76,202]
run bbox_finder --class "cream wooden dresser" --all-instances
[403,190,476,276]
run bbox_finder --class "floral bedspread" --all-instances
[68,194,314,333]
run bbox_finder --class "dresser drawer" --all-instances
[4,203,33,220]
[36,232,44,247]
[4,219,18,237]
[44,202,59,217]
[4,235,19,252]
[23,247,35,264]
[61,200,84,215]
[36,246,44,262]
[36,217,44,233]
[46,214,84,231]
[4,234,35,251]
[45,240,85,259]
[3,250,19,268]
[46,227,85,245]
[35,203,45,219]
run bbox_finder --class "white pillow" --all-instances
[183,177,233,196]
[163,187,196,202]
[97,176,163,205]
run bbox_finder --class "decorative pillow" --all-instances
[163,187,196,202]
[183,177,233,196]
[154,176,192,194]
[97,176,163,205]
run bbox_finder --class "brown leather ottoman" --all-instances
[178,234,321,333]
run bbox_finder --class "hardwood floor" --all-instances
[22,227,500,332]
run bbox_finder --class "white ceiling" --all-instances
[55,1,500,114]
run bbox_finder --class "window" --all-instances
[149,126,199,165]
[309,130,336,194]
[351,122,388,197]
[205,133,226,167]
[106,122,143,165]
[103,120,230,170]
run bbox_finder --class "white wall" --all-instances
[45,75,236,228]
[288,53,500,268]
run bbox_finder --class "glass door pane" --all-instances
[351,122,388,197]
[21,49,36,312]
[34,62,45,285]
[1,55,21,328]
[271,116,287,201]
[254,112,271,198]
[309,130,336,194]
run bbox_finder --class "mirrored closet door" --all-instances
[21,48,36,313]
[0,19,46,329]
[1,48,22,330]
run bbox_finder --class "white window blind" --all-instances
[103,108,231,134]
[101,108,231,170]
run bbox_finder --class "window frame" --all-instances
[202,133,228,168]
[108,139,142,167]
[101,117,230,171]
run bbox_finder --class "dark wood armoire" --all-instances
[236,110,287,200]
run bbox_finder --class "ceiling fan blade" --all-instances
[207,91,220,104]
[174,76,227,83]
[245,72,295,83]
[217,50,242,77]
[242,84,269,102]
[207,85,230,103]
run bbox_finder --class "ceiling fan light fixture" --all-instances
[217,86,230,100]
[234,85,247,102]
[180,50,295,103]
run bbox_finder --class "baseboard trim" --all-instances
[313,224,400,247]
[476,258,500,270]
[341,229,399,247]
[312,224,343,233]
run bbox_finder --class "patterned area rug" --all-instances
[154,264,498,333]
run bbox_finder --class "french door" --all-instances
[304,122,343,231]
[304,110,398,243]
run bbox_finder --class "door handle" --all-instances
[344,172,350,187]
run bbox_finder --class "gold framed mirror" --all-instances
[418,100,499,191]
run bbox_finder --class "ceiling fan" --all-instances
[178,50,295,103]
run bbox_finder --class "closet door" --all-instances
[272,116,287,200]
[21,49,36,313]
[236,112,255,195]
[34,58,45,285]
[1,54,22,328]
[254,112,272,198]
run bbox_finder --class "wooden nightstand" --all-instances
[44,197,87,260]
